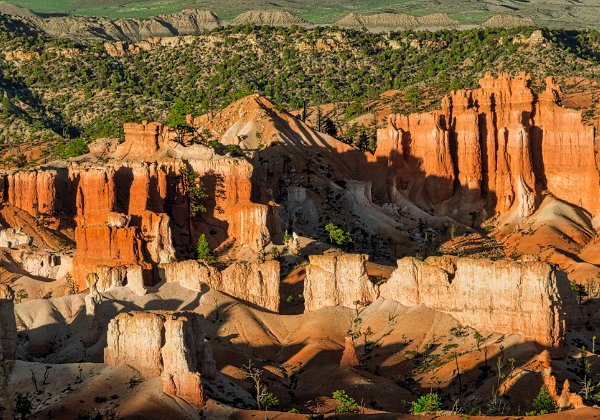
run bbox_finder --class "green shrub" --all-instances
[167,97,192,127]
[411,392,442,414]
[197,234,216,265]
[61,138,89,159]
[223,144,244,157]
[332,390,358,413]
[529,385,557,415]
[325,223,353,247]
[52,137,89,159]
[259,391,279,410]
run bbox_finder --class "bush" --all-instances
[223,144,244,157]
[167,97,192,127]
[411,392,442,414]
[62,138,89,158]
[197,234,216,265]
[325,223,353,247]
[259,391,279,410]
[528,385,557,415]
[332,390,358,413]
[52,137,89,159]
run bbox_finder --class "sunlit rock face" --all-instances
[373,72,599,222]
[304,254,571,346]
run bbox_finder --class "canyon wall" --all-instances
[374,72,600,220]
[304,254,570,346]
[304,254,376,312]
[0,123,273,289]
[379,257,569,346]
[160,259,280,312]
[104,311,205,407]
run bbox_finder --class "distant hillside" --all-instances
[1,0,599,29]
[335,13,460,30]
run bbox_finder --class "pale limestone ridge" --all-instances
[304,254,573,346]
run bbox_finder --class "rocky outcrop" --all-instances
[4,168,61,228]
[9,249,72,280]
[0,284,15,359]
[303,254,570,346]
[160,260,280,312]
[83,273,103,347]
[374,72,600,222]
[92,265,145,295]
[105,311,206,407]
[304,254,376,312]
[380,257,568,346]
[339,336,360,368]
[336,12,458,29]
[161,314,204,408]
[1,120,273,289]
[0,227,32,247]
[500,351,583,409]
[72,225,147,290]
[483,15,534,28]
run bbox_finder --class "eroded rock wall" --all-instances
[0,124,273,289]
[104,311,205,407]
[303,254,570,346]
[304,254,377,312]
[374,72,600,220]
[380,257,568,346]
[160,259,280,312]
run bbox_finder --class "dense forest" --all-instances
[0,14,599,152]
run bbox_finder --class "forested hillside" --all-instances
[0,13,599,158]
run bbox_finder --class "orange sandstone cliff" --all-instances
[372,72,600,223]
[0,122,274,289]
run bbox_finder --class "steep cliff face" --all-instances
[105,311,206,407]
[0,122,273,289]
[160,259,280,312]
[3,169,61,228]
[374,72,599,222]
[380,257,569,346]
[532,77,600,214]
[304,254,377,312]
[217,260,280,311]
[303,254,570,346]
[72,225,148,290]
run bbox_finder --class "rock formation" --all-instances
[200,342,217,380]
[0,120,274,290]
[380,257,569,346]
[339,336,360,368]
[160,259,280,312]
[105,311,206,407]
[304,254,376,312]
[3,8,221,42]
[335,12,459,29]
[373,72,600,224]
[483,15,535,28]
[0,284,15,359]
[232,10,308,26]
[500,351,584,409]
[83,273,103,347]
[0,227,32,247]
[304,254,570,346]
